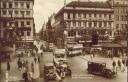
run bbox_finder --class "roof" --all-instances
[0,46,13,52]
[54,49,66,54]
[66,1,112,8]
[55,1,113,18]
[44,63,54,67]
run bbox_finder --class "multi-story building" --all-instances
[54,1,114,47]
[113,0,128,39]
[0,0,35,54]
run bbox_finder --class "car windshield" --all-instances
[46,66,54,69]
[55,54,65,58]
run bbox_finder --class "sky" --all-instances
[34,0,107,33]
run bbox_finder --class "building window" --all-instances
[116,15,119,21]
[89,22,92,27]
[84,22,86,27]
[73,13,75,19]
[20,3,24,8]
[27,31,30,36]
[78,22,81,27]
[104,22,107,27]
[104,14,106,18]
[3,3,6,8]
[94,13,96,18]
[15,11,18,15]
[15,2,18,8]
[117,9,119,13]
[9,11,12,16]
[121,15,123,21]
[78,13,81,18]
[26,11,30,16]
[99,22,102,27]
[3,21,7,27]
[21,21,24,27]
[109,22,111,27]
[9,3,13,8]
[99,14,101,18]
[84,13,86,18]
[94,22,97,27]
[122,24,124,28]
[0,11,1,17]
[20,11,24,17]
[26,3,30,9]
[73,22,76,27]
[21,31,24,36]
[116,24,119,29]
[68,22,71,27]
[27,21,30,25]
[89,14,91,18]
[125,15,127,21]
[2,10,6,15]
[15,21,18,27]
[109,14,111,20]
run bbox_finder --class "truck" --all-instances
[87,61,116,78]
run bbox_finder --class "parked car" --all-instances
[44,63,56,81]
[53,49,71,76]
[53,49,67,65]
[87,61,116,78]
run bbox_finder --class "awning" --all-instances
[17,27,31,31]
[0,46,13,52]
[101,43,124,48]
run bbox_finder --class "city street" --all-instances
[0,42,127,82]
[37,50,127,82]
[0,56,40,82]
[67,55,127,82]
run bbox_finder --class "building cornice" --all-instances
[64,7,113,12]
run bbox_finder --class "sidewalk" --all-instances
[0,56,40,82]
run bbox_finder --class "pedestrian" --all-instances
[22,71,28,82]
[31,62,34,73]
[92,51,95,57]
[112,61,116,71]
[118,60,121,70]
[34,57,37,63]
[126,59,128,67]
[38,56,40,63]
[122,59,126,66]
[7,61,10,71]
[18,54,21,60]
[17,59,22,70]
[41,52,43,56]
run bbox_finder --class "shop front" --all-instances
[0,46,13,62]
[15,41,34,56]
[101,43,125,57]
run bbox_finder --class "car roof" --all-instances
[44,63,54,66]
[88,61,106,64]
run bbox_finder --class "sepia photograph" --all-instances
[0,0,127,82]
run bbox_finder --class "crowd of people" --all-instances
[112,59,128,74]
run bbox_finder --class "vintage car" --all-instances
[87,61,116,78]
[53,49,67,66]
[44,63,56,81]
[53,49,71,76]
